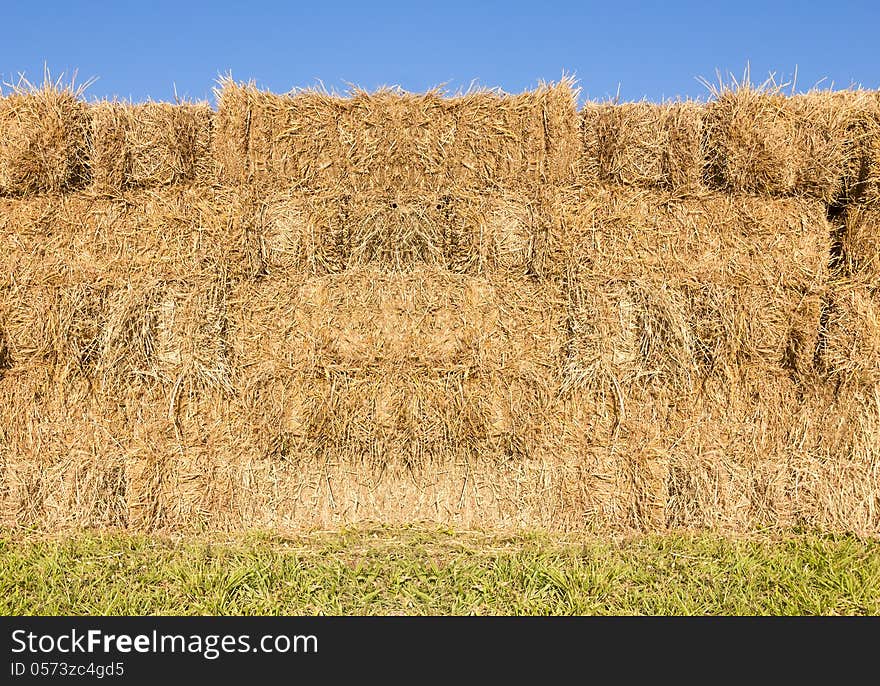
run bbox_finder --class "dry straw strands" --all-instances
[0,188,259,389]
[90,101,213,192]
[212,77,580,192]
[0,76,90,195]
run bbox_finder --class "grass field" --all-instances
[2,528,878,615]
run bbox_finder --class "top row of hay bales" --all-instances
[0,79,878,202]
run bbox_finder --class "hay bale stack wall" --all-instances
[2,77,879,534]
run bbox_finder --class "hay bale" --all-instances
[100,379,590,531]
[0,79,90,195]
[842,204,880,280]
[90,101,213,191]
[259,188,556,276]
[227,267,566,507]
[820,280,880,388]
[261,190,483,274]
[0,190,247,388]
[440,81,580,189]
[229,267,566,379]
[704,86,852,201]
[0,280,111,380]
[553,187,829,285]
[212,78,580,191]
[790,387,880,534]
[581,101,703,192]
[562,277,696,396]
[554,188,828,379]
[663,369,879,534]
[664,368,803,531]
[213,80,350,189]
[832,90,880,203]
[98,276,232,395]
[866,91,880,204]
[0,370,127,529]
[0,187,262,282]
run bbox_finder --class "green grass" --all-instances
[1,528,878,615]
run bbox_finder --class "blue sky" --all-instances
[1,1,878,104]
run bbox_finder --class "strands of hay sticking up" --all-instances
[0,74,90,195]
[703,76,854,202]
[90,101,213,192]
[212,77,580,192]
[581,101,703,193]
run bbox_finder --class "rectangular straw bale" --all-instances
[229,267,566,380]
[212,78,580,192]
[843,204,880,281]
[260,188,556,276]
[544,383,686,531]
[0,81,90,195]
[0,370,127,529]
[685,281,824,379]
[820,279,880,388]
[665,370,880,534]
[340,88,455,191]
[1,192,241,388]
[704,87,857,201]
[0,278,111,379]
[1,197,113,376]
[120,391,246,531]
[553,187,830,285]
[101,367,570,531]
[866,91,880,204]
[562,277,696,396]
[789,387,880,534]
[97,275,232,395]
[1,187,263,282]
[90,101,213,191]
[104,377,593,531]
[580,101,703,192]
[830,90,880,203]
[664,367,807,531]
[445,81,580,189]
[261,190,482,274]
[557,189,829,380]
[213,79,353,189]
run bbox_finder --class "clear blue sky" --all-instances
[1,0,878,104]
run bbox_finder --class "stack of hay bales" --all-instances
[552,188,831,530]
[192,77,583,528]
[1,76,879,533]
[566,83,878,532]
